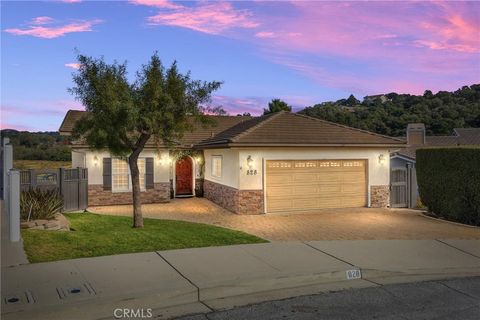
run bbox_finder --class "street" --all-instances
[178,277,480,320]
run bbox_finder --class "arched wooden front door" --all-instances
[175,157,193,195]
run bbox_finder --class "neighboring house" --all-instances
[59,110,405,214]
[390,124,480,208]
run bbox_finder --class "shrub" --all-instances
[20,189,64,221]
[416,147,480,226]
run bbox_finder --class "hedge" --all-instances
[416,147,480,226]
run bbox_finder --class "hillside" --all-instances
[1,130,71,161]
[299,84,480,137]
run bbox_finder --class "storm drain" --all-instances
[3,291,35,305]
[56,282,96,300]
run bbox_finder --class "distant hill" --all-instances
[0,130,71,161]
[299,84,480,137]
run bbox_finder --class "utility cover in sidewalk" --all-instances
[56,282,96,300]
[3,291,35,305]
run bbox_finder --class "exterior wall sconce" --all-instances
[246,155,254,169]
[378,154,386,165]
[93,155,99,166]
[159,154,172,166]
[195,156,202,164]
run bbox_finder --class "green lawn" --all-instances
[22,213,267,263]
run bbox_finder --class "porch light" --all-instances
[246,155,254,169]
[378,154,386,165]
[159,155,172,166]
[93,155,99,166]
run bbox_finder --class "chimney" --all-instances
[406,123,425,145]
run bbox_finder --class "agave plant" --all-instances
[20,189,63,220]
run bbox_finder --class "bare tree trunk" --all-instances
[129,153,144,228]
[129,133,151,228]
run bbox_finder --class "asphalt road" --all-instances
[177,277,480,320]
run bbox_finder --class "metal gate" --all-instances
[20,168,88,212]
[390,167,407,208]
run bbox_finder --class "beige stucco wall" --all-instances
[71,149,171,185]
[203,149,240,189]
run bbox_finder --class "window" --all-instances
[112,158,129,192]
[212,156,222,178]
[112,158,146,192]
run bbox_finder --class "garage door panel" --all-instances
[341,184,366,193]
[266,186,294,197]
[293,185,319,195]
[292,198,318,209]
[268,199,294,211]
[267,175,293,185]
[266,159,367,213]
[318,185,342,193]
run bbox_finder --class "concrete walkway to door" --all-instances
[88,198,480,241]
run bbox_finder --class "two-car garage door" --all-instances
[266,160,367,213]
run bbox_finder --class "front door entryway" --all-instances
[175,157,193,196]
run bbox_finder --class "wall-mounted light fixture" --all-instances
[93,155,99,166]
[246,155,254,169]
[158,154,172,166]
[195,156,202,164]
[378,154,386,165]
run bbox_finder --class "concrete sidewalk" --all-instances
[2,240,480,320]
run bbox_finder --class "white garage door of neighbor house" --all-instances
[266,160,367,213]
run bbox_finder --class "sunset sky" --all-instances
[2,0,479,131]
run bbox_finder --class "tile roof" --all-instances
[196,111,405,147]
[393,128,480,160]
[59,110,252,148]
[454,128,480,145]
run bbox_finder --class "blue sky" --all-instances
[2,1,479,131]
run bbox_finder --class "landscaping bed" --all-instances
[21,212,267,263]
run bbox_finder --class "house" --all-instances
[390,124,480,208]
[59,110,406,214]
[363,94,390,104]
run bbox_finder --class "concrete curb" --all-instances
[418,212,480,229]
[2,240,480,320]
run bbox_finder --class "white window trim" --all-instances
[112,158,147,193]
[211,155,222,179]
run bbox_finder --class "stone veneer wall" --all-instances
[370,185,390,208]
[88,182,170,206]
[204,180,264,215]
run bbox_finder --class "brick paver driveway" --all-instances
[88,198,480,241]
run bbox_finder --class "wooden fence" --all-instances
[20,168,88,212]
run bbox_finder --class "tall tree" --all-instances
[345,94,360,106]
[263,98,292,115]
[69,53,222,227]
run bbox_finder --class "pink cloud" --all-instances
[145,1,259,35]
[62,0,82,3]
[4,18,102,39]
[242,1,479,94]
[65,63,80,69]
[31,16,55,25]
[0,122,36,131]
[255,31,276,38]
[1,100,84,131]
[129,0,181,9]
